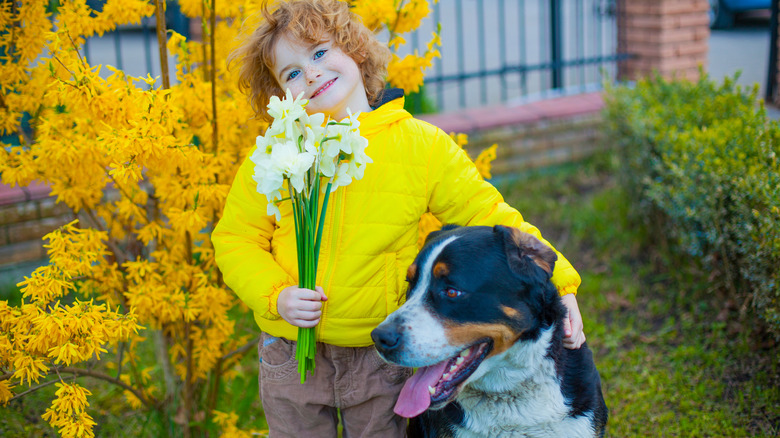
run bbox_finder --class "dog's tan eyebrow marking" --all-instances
[433,262,449,278]
[442,321,523,358]
[406,264,417,281]
[501,305,520,319]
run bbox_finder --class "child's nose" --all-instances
[303,65,322,83]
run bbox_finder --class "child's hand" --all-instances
[278,286,328,328]
[561,293,586,349]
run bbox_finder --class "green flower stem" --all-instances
[313,181,333,274]
[290,176,334,383]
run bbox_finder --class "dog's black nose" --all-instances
[371,325,401,351]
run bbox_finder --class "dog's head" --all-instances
[371,225,563,417]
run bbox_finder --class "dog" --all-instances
[371,225,608,437]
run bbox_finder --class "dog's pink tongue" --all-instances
[393,361,448,418]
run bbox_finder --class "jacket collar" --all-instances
[359,89,412,137]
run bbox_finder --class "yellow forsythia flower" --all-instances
[386,32,441,93]
[0,380,15,406]
[42,382,96,438]
[392,0,431,34]
[474,144,498,180]
[350,0,397,31]
[0,1,462,435]
[213,410,267,438]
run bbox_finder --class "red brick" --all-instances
[6,216,69,245]
[675,41,708,57]
[37,198,71,220]
[0,185,26,206]
[675,12,710,28]
[624,15,675,30]
[626,27,697,44]
[629,42,678,58]
[418,112,477,134]
[0,202,39,226]
[624,0,707,15]
[0,240,46,267]
[464,105,542,131]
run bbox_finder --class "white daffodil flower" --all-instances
[330,162,352,191]
[251,95,371,383]
[252,162,283,198]
[319,153,337,178]
[267,89,308,132]
[271,140,315,193]
[261,189,283,221]
[251,138,285,197]
[300,112,327,140]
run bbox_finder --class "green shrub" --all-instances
[604,73,780,337]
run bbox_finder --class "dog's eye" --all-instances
[444,288,463,298]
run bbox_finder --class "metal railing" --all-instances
[397,0,628,112]
[82,1,189,85]
[767,0,778,104]
[82,0,628,111]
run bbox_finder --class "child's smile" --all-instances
[273,34,370,120]
[311,78,336,99]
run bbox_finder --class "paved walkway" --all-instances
[708,11,778,118]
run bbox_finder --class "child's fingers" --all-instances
[314,286,328,301]
[290,309,322,327]
[563,313,573,337]
[296,299,323,312]
[295,287,326,302]
[563,329,586,349]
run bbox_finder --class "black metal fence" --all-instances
[83,0,627,111]
[767,0,778,104]
[82,0,188,84]
[397,0,627,112]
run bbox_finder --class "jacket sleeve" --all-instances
[212,155,294,319]
[425,127,581,296]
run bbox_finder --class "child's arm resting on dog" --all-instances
[212,156,296,320]
[425,127,582,297]
[561,293,586,349]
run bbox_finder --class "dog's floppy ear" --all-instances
[424,224,460,246]
[494,225,557,277]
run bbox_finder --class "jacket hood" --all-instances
[359,89,412,137]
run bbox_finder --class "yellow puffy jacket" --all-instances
[212,96,581,347]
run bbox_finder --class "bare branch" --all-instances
[8,379,60,402]
[221,336,260,362]
[6,367,158,409]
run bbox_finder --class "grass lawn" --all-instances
[2,152,778,437]
[499,153,780,437]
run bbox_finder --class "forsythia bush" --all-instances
[604,73,780,337]
[0,1,494,436]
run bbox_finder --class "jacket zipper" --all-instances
[318,187,344,340]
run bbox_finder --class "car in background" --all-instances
[709,0,771,29]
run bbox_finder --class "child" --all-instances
[214,0,586,436]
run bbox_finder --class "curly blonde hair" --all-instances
[230,0,391,121]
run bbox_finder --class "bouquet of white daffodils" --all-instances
[250,90,372,383]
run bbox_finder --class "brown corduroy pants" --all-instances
[258,332,413,438]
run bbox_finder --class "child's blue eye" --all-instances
[314,49,326,60]
[287,70,300,81]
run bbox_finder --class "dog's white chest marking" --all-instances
[452,328,595,438]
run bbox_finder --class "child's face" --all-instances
[272,33,370,120]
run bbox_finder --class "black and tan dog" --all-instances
[372,225,608,437]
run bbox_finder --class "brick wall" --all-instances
[0,183,71,267]
[618,0,710,81]
[1,4,714,270]
[420,93,605,175]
